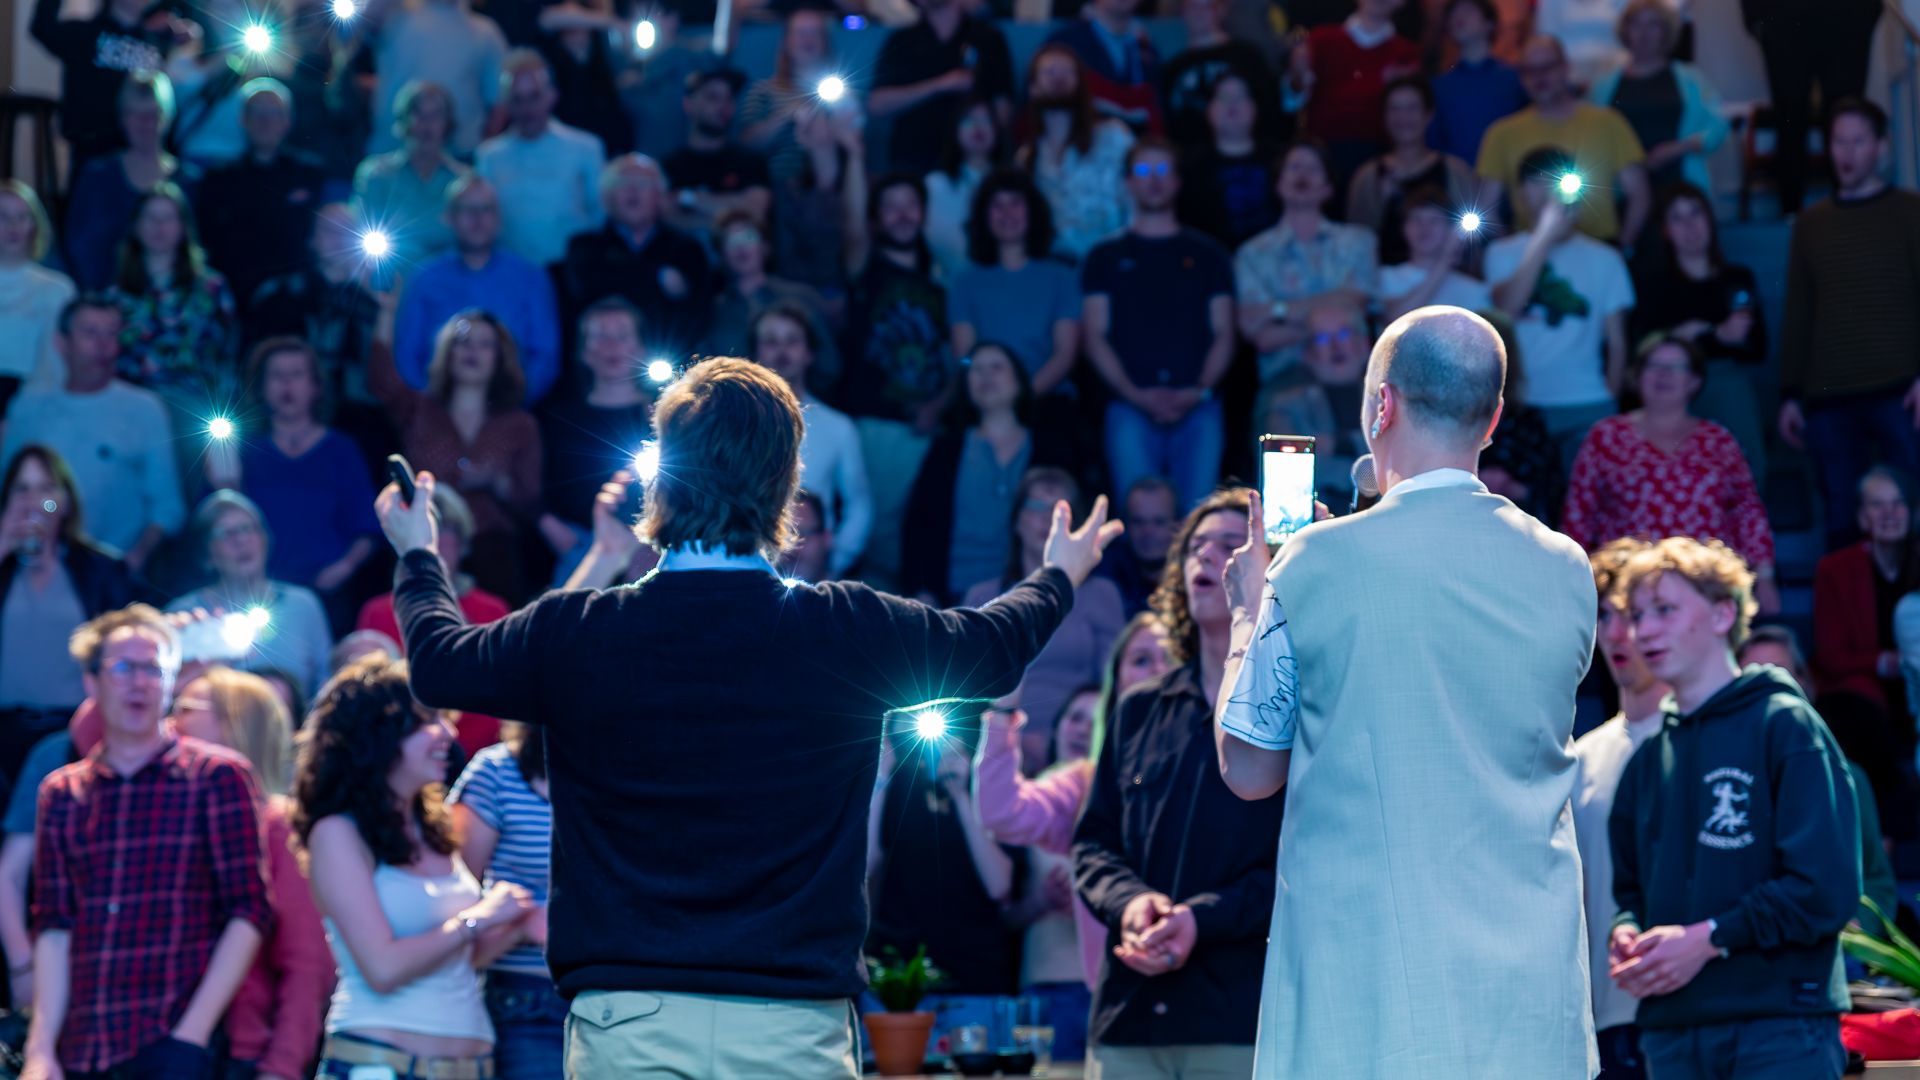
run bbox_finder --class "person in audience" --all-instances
[1084,139,1234,511]
[1284,0,1419,186]
[1253,298,1371,507]
[925,96,1006,282]
[616,11,709,162]
[1745,0,1878,214]
[29,0,184,179]
[775,106,860,300]
[1477,36,1651,245]
[1346,78,1477,266]
[1429,0,1528,166]
[331,628,400,671]
[194,79,325,312]
[662,69,772,247]
[351,80,471,268]
[1020,46,1136,263]
[1074,488,1282,1076]
[362,0,507,159]
[281,0,366,191]
[561,154,715,361]
[292,655,535,1080]
[1235,140,1377,385]
[1488,146,1634,471]
[780,490,836,584]
[754,305,871,579]
[1043,0,1162,132]
[536,299,654,563]
[1571,538,1665,1080]
[1563,334,1779,613]
[1159,0,1281,151]
[1095,478,1178,616]
[1174,74,1281,250]
[0,714,83,1010]
[701,211,840,386]
[1777,99,1920,551]
[476,49,607,270]
[449,721,562,1079]
[1,297,183,572]
[1589,0,1730,201]
[374,303,542,603]
[394,178,560,404]
[64,72,187,292]
[869,0,1015,175]
[951,170,1081,408]
[1630,182,1769,477]
[1476,309,1565,524]
[1607,537,1856,1080]
[532,4,632,159]
[1378,186,1490,321]
[167,490,335,695]
[21,606,270,1080]
[161,0,286,172]
[737,10,838,186]
[170,666,331,1080]
[1812,466,1917,729]
[108,184,237,407]
[244,204,384,423]
[551,468,662,592]
[0,182,76,393]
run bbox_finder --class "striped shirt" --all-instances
[448,743,552,975]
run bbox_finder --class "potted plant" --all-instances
[864,946,942,1076]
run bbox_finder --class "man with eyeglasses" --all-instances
[1254,298,1372,506]
[20,605,271,1080]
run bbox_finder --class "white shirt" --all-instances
[924,166,984,285]
[367,2,508,156]
[1376,263,1492,313]
[1572,709,1665,1032]
[1,381,184,553]
[1482,232,1634,408]
[0,262,76,388]
[476,122,608,266]
[798,395,872,577]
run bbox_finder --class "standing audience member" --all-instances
[292,656,534,1080]
[780,491,837,585]
[1159,0,1281,150]
[925,98,1006,283]
[1608,538,1858,1080]
[1285,0,1420,184]
[561,155,716,360]
[1174,75,1281,250]
[753,306,872,579]
[869,0,1016,175]
[0,183,75,392]
[63,72,185,292]
[1429,0,1528,166]
[21,606,270,1080]
[1096,478,1179,615]
[1021,46,1136,262]
[536,300,655,562]
[1044,0,1163,133]
[351,80,471,269]
[1777,99,1920,550]
[361,0,507,158]
[662,70,772,246]
[1345,78,1477,266]
[775,108,861,300]
[29,0,181,177]
[951,170,1082,405]
[1377,186,1489,321]
[1745,0,1881,213]
[700,212,840,387]
[476,50,607,270]
[108,185,237,412]
[737,10,838,186]
[243,205,384,421]
[534,6,632,158]
[1252,299,1372,505]
[1084,140,1235,510]
[194,80,326,311]
[1589,0,1730,198]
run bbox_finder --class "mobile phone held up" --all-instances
[1260,435,1316,548]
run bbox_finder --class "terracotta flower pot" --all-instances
[863,1010,935,1077]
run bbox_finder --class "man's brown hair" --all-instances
[1615,537,1758,647]
[639,357,804,557]
[1590,537,1649,601]
[69,603,179,673]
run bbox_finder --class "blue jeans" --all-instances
[1639,1015,1844,1080]
[486,969,567,1080]
[1805,391,1920,548]
[69,1036,214,1080]
[1104,398,1225,513]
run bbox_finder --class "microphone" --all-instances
[1351,454,1381,514]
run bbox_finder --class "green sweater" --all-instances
[1780,186,1920,402]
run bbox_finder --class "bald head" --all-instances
[1367,307,1505,444]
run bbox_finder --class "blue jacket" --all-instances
[392,249,561,403]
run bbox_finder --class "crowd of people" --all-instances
[1,0,1918,1071]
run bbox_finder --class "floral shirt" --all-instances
[1562,414,1774,569]
[1033,121,1134,262]
[1233,217,1378,382]
[109,270,236,391]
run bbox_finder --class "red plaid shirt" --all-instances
[31,736,273,1072]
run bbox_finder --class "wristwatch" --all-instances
[460,916,481,943]
[1705,918,1730,960]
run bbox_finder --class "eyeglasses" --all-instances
[1311,328,1356,348]
[99,659,170,684]
[210,522,263,543]
[1130,162,1173,178]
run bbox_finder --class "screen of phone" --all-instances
[1261,436,1316,548]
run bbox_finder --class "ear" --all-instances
[1709,597,1738,638]
[1481,396,1505,449]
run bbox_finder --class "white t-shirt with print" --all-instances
[1483,232,1634,409]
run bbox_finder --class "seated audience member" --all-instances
[1429,0,1527,166]
[774,107,859,299]
[1476,310,1564,523]
[0,182,77,391]
[1084,140,1234,510]
[1814,467,1917,721]
[361,0,507,161]
[951,170,1082,407]
[1020,45,1135,262]
[550,470,663,593]
[167,491,335,695]
[536,300,654,565]
[212,338,379,623]
[1235,140,1377,385]
[1488,147,1634,470]
[29,0,182,179]
[780,490,836,584]
[1,297,183,573]
[1096,478,1178,615]
[1564,335,1778,613]
[393,178,560,404]
[64,72,189,292]
[1073,490,1282,1077]
[925,97,1006,283]
[1284,0,1420,185]
[1043,0,1162,132]
[754,306,871,579]
[902,350,1079,605]
[477,49,607,269]
[244,204,380,387]
[662,69,771,247]
[1159,0,1281,151]
[1377,186,1491,322]
[961,468,1125,753]
[293,656,535,1080]
[194,79,325,311]
[373,305,542,604]
[170,667,331,1080]
[21,606,271,1080]
[700,212,841,388]
[1174,75,1281,251]
[1588,0,1728,201]
[1252,299,1370,505]
[1345,78,1477,265]
[868,0,1015,177]
[561,155,715,360]
[0,447,146,777]
[331,628,400,673]
[351,79,471,268]
[1477,36,1650,244]
[107,185,237,407]
[1631,183,1768,475]
[449,721,562,1079]
[737,10,837,187]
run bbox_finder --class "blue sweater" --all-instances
[392,250,560,403]
[240,429,380,587]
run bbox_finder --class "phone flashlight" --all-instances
[816,75,848,104]
[1458,211,1482,233]
[913,709,948,742]
[360,229,391,259]
[634,18,657,50]
[633,443,660,483]
[207,417,236,441]
[242,23,273,53]
[646,359,675,384]
[331,0,356,18]
[1557,172,1584,200]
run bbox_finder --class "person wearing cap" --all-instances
[475,47,607,268]
[662,68,772,248]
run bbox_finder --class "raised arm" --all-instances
[1215,490,1292,801]
[972,706,1088,853]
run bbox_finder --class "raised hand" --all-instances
[1041,495,1126,587]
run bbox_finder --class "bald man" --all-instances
[1214,307,1600,1078]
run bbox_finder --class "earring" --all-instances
[1370,421,1382,440]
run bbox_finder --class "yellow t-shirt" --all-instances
[1477,103,1646,241]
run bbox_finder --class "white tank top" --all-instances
[324,862,495,1043]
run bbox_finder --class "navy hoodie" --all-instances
[1608,666,1861,1029]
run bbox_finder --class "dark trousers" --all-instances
[1755,3,1882,212]
[68,1036,216,1080]
[1640,1015,1844,1080]
[1598,1023,1647,1080]
[1804,390,1920,549]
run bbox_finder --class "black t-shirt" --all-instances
[662,144,773,195]
[838,253,951,421]
[29,1,173,160]
[872,16,1013,174]
[1159,41,1283,149]
[538,394,655,528]
[1628,262,1767,366]
[1610,66,1685,191]
[1177,145,1280,250]
[1081,229,1234,389]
